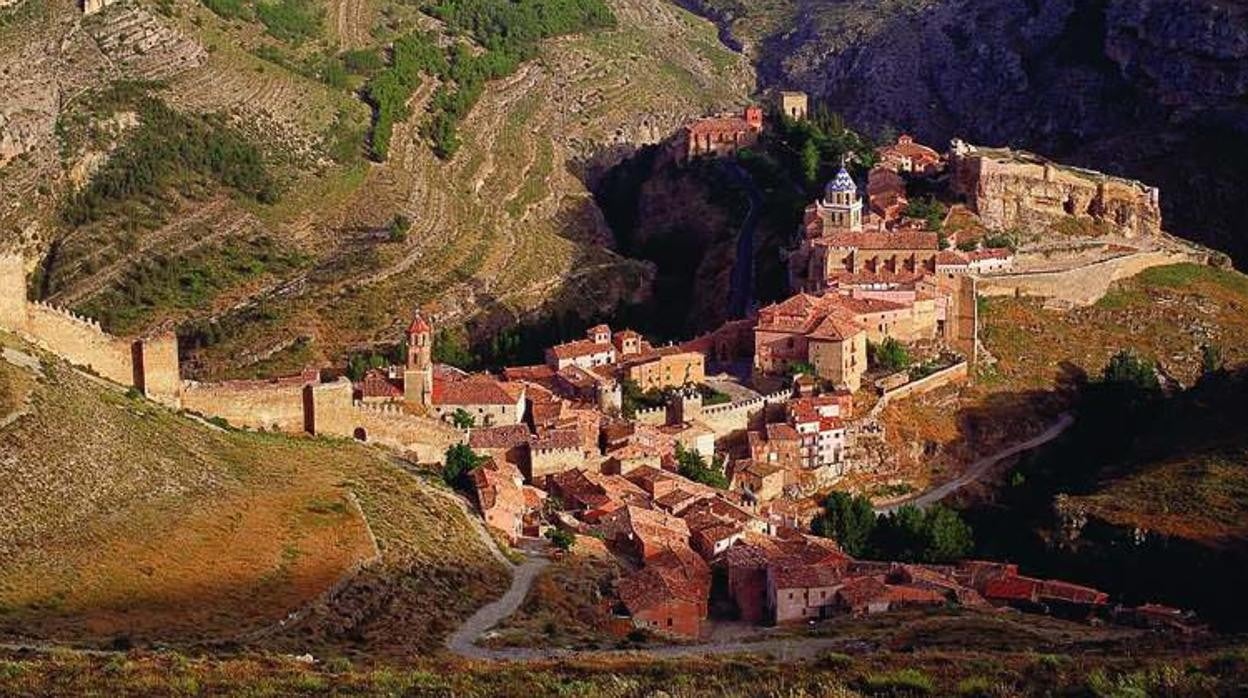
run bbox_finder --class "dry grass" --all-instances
[875,263,1248,487]
[0,338,505,650]
[484,545,624,650]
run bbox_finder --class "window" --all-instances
[667,617,673,627]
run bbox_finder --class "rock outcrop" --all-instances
[950,143,1162,238]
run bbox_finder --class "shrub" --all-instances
[815,651,854,670]
[442,443,486,491]
[323,656,353,674]
[255,0,322,44]
[870,337,910,372]
[862,668,935,696]
[956,675,998,697]
[674,444,728,489]
[545,528,575,551]
[388,214,411,243]
[201,0,244,19]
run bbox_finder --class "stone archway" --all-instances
[353,427,367,442]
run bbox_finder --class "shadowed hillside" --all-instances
[0,332,506,651]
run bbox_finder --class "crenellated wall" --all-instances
[307,379,464,462]
[1,253,181,406]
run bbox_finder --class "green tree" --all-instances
[924,505,974,562]
[811,491,876,557]
[1102,349,1159,391]
[800,139,820,186]
[545,528,575,551]
[674,444,728,489]
[442,443,485,491]
[450,408,475,429]
[388,214,411,242]
[871,337,910,372]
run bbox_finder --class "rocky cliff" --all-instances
[698,0,1248,265]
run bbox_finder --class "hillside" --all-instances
[0,332,506,652]
[0,0,752,380]
[678,0,1248,269]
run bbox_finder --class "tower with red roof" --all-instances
[404,312,433,410]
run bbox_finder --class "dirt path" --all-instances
[875,413,1076,514]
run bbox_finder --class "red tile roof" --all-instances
[549,339,614,360]
[357,368,404,398]
[469,424,532,449]
[433,375,525,406]
[407,313,431,334]
[531,428,582,452]
[822,231,940,251]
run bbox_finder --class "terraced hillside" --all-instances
[0,333,506,650]
[1,0,751,380]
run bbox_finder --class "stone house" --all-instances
[431,374,526,426]
[471,459,529,543]
[468,423,531,471]
[614,546,710,638]
[525,427,585,481]
[876,134,942,174]
[680,106,763,162]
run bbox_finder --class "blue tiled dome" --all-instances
[826,166,857,195]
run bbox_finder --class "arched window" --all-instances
[353,427,367,441]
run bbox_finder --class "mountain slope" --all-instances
[0,332,506,650]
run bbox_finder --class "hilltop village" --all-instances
[0,90,1208,643]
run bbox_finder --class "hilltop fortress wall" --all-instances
[181,375,311,432]
[307,380,463,462]
[0,254,181,406]
[950,143,1162,239]
[0,252,461,460]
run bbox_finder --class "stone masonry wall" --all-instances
[308,379,463,462]
[181,380,308,432]
[977,249,1198,306]
[951,146,1162,238]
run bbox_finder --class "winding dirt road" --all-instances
[875,413,1075,514]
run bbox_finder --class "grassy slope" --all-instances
[0,334,505,649]
[876,263,1248,496]
[2,619,1246,696]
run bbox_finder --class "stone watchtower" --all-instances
[0,253,29,332]
[404,312,433,411]
[667,386,703,426]
[819,164,863,231]
[778,91,808,121]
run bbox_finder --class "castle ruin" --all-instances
[949,142,1162,238]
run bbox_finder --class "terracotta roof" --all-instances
[822,231,940,251]
[835,575,890,607]
[407,313,431,334]
[765,423,801,441]
[807,311,865,341]
[469,424,531,449]
[877,136,941,164]
[531,428,582,452]
[357,368,403,398]
[549,339,615,360]
[836,296,909,314]
[502,364,557,382]
[434,375,525,406]
[936,250,969,265]
[966,247,1013,261]
[617,545,710,612]
[687,116,755,137]
[772,561,844,589]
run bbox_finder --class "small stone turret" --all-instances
[667,385,703,426]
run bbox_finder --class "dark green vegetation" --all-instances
[674,444,729,489]
[443,443,488,492]
[366,0,614,160]
[59,85,276,231]
[813,492,973,563]
[76,236,306,334]
[869,337,910,372]
[965,350,1248,630]
[201,0,322,44]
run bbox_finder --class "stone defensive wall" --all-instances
[699,389,789,436]
[878,362,969,409]
[307,379,464,463]
[0,254,181,406]
[976,248,1199,306]
[180,372,315,433]
[633,389,790,435]
[1,252,463,461]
